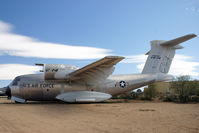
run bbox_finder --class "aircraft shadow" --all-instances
[0,99,126,104]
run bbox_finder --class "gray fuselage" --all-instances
[9,73,161,101]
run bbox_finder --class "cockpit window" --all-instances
[12,76,21,86]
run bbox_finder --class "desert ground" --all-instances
[0,98,198,133]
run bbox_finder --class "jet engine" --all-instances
[36,64,78,80]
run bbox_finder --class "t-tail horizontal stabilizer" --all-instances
[160,34,196,47]
[142,34,197,74]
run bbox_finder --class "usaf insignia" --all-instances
[119,81,126,88]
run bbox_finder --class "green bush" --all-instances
[163,95,178,102]
[190,95,199,102]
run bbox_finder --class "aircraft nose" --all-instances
[0,87,5,95]
[5,86,11,98]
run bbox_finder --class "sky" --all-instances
[0,0,199,87]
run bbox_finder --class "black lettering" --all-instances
[49,84,53,88]
[52,69,58,72]
[46,68,50,72]
[151,55,161,59]
[31,84,34,87]
[22,84,26,87]
[27,84,30,88]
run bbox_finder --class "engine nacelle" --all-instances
[36,64,78,80]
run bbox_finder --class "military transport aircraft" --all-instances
[0,34,197,103]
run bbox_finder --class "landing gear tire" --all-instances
[15,101,21,104]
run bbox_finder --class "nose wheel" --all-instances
[11,96,26,103]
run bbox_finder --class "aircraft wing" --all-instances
[59,56,124,85]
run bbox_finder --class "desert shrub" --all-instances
[163,95,175,102]
[143,84,157,100]
[112,92,134,99]
[190,95,199,102]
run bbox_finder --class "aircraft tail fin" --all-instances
[142,34,196,74]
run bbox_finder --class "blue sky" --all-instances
[0,0,199,87]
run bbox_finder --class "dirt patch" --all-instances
[0,98,198,133]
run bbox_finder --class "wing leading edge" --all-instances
[55,56,124,84]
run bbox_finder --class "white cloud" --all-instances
[121,55,146,63]
[0,21,198,80]
[122,54,199,76]
[0,21,12,33]
[170,55,199,76]
[0,21,111,59]
[185,0,199,13]
[0,64,40,80]
[0,54,198,80]
[185,7,199,13]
